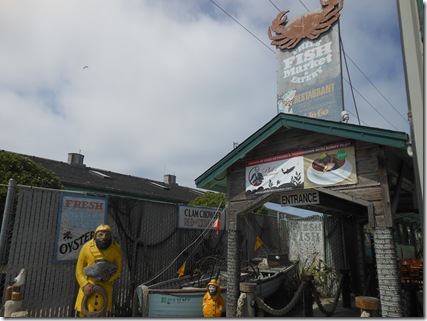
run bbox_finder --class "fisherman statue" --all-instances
[74,224,122,317]
[202,278,224,317]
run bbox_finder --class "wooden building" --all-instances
[195,113,421,317]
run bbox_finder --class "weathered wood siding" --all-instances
[227,128,390,226]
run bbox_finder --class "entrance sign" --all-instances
[245,140,357,195]
[54,193,108,262]
[281,189,319,206]
[268,0,344,121]
[178,205,225,232]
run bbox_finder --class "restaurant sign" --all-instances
[54,193,108,262]
[245,140,357,195]
[268,0,344,121]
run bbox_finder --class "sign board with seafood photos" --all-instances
[274,7,343,121]
[54,192,108,262]
[245,140,357,196]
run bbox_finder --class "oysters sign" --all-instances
[268,0,344,121]
[54,193,108,262]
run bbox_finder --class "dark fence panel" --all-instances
[1,186,316,317]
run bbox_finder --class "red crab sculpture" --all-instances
[268,0,344,50]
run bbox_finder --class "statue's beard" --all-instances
[209,288,217,296]
[96,238,112,250]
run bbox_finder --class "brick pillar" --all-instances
[226,227,240,317]
[373,227,403,317]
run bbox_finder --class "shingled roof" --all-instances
[3,150,204,204]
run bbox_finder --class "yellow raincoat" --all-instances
[74,224,122,316]
[202,279,224,317]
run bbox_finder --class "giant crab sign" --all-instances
[268,0,344,50]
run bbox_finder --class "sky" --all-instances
[0,0,412,195]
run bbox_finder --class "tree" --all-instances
[189,191,269,214]
[188,192,225,208]
[0,151,64,205]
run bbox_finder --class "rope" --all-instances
[236,292,247,317]
[140,284,149,317]
[143,206,225,285]
[255,279,307,316]
[312,273,344,316]
[81,285,108,317]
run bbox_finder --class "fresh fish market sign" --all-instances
[268,1,344,121]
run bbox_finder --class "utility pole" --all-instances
[396,0,424,222]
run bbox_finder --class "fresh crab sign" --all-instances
[268,0,344,122]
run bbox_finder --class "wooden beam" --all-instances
[377,146,393,227]
[391,161,405,214]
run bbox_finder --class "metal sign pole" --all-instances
[0,179,17,263]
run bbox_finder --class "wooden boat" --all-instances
[132,261,297,317]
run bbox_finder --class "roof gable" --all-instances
[195,113,409,192]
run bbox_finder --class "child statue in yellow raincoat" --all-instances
[202,278,224,317]
[74,224,122,317]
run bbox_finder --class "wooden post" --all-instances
[340,269,351,308]
[355,296,380,317]
[4,287,24,317]
[302,274,314,317]
[239,282,257,318]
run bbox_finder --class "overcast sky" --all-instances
[0,0,411,190]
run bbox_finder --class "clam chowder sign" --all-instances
[178,205,225,232]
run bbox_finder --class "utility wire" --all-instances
[298,0,310,11]
[344,53,408,123]
[209,0,275,54]
[268,0,281,12]
[340,35,361,125]
[342,76,399,130]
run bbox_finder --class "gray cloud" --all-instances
[0,0,410,188]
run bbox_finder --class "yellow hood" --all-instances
[94,224,112,239]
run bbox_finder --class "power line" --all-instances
[268,0,281,12]
[341,35,361,125]
[344,53,408,123]
[298,0,310,11]
[342,76,399,130]
[209,0,275,54]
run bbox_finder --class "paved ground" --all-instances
[286,297,362,318]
